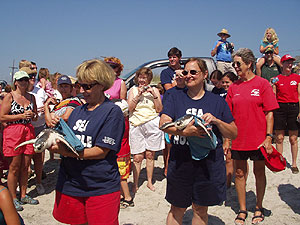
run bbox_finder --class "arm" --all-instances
[0,94,27,123]
[44,97,59,127]
[0,186,21,225]
[147,87,162,113]
[298,83,300,120]
[211,41,222,57]
[31,94,38,121]
[60,107,74,122]
[274,46,279,55]
[201,113,237,140]
[49,140,111,160]
[163,83,176,91]
[120,80,127,100]
[258,111,274,153]
[127,87,142,112]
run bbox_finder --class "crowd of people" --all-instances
[0,27,299,225]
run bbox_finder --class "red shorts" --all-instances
[117,154,131,180]
[3,124,35,157]
[53,191,120,225]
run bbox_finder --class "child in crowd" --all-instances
[210,70,227,98]
[37,68,55,98]
[256,28,281,76]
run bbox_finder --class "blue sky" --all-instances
[1,0,299,82]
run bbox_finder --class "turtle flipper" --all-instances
[57,136,80,157]
[14,139,36,151]
[159,121,175,130]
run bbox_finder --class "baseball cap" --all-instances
[57,75,72,85]
[280,54,296,63]
[260,146,286,172]
[13,71,30,81]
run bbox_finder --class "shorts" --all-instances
[3,124,35,157]
[166,148,226,208]
[274,102,299,131]
[129,116,165,154]
[53,191,120,225]
[231,150,265,161]
[117,154,131,180]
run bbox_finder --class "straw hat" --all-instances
[217,28,231,38]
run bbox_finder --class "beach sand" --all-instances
[5,138,300,225]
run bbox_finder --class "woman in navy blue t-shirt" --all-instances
[49,59,125,225]
[160,58,237,225]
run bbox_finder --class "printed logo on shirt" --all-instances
[186,108,203,118]
[290,81,297,86]
[250,89,260,97]
[102,136,116,145]
[73,119,90,132]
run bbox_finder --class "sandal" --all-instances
[120,199,134,209]
[234,210,248,225]
[252,208,264,224]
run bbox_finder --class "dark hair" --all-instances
[222,72,238,82]
[168,47,182,58]
[210,70,223,80]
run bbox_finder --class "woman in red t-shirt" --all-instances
[272,54,300,174]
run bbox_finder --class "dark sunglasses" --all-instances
[109,64,118,69]
[28,74,36,79]
[79,83,99,91]
[17,77,29,82]
[182,70,200,76]
[232,61,244,68]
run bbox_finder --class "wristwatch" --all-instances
[266,133,274,138]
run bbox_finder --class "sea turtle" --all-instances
[159,114,212,139]
[14,128,79,156]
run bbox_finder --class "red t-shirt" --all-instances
[117,117,130,157]
[274,73,300,103]
[226,76,278,151]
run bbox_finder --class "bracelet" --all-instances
[153,96,158,99]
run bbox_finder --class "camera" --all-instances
[226,42,234,53]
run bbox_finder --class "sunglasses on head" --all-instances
[182,70,200,76]
[79,83,98,91]
[232,61,244,68]
[109,64,118,69]
[17,77,29,82]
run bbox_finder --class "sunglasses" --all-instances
[78,83,99,91]
[17,77,29,82]
[232,61,244,68]
[28,74,36,80]
[109,64,118,69]
[182,70,201,76]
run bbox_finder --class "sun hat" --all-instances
[217,28,231,38]
[260,146,286,172]
[57,75,72,85]
[280,54,295,63]
[13,71,29,81]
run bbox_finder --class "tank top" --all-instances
[104,77,122,100]
[7,93,34,125]
[129,86,158,126]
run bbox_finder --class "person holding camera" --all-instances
[211,28,236,75]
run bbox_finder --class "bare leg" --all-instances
[252,160,266,224]
[234,160,248,223]
[275,130,285,154]
[120,179,132,201]
[166,205,186,225]
[289,130,298,168]
[163,143,171,177]
[225,151,234,188]
[132,153,144,193]
[145,150,155,191]
[6,155,21,199]
[256,57,266,76]
[19,154,32,199]
[33,152,43,185]
[192,204,208,225]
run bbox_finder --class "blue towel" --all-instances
[186,115,217,161]
[55,118,84,152]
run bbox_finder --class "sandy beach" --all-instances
[3,138,299,225]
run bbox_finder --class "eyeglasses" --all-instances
[232,61,245,68]
[78,83,99,91]
[109,64,118,69]
[17,77,29,82]
[182,70,201,76]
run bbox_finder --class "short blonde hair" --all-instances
[76,59,115,91]
[19,60,31,69]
